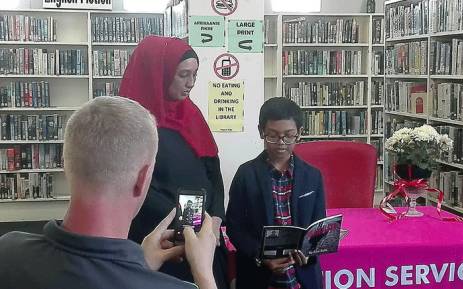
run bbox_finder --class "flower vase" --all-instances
[404,186,425,217]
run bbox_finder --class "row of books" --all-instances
[93,81,120,97]
[371,80,384,105]
[0,81,50,108]
[429,170,463,207]
[385,81,427,114]
[0,173,54,200]
[432,82,463,121]
[282,18,360,44]
[283,81,365,106]
[385,41,428,75]
[429,0,463,33]
[301,110,366,136]
[0,48,87,75]
[282,50,363,76]
[91,16,163,43]
[372,51,384,75]
[385,0,429,39]
[92,49,132,77]
[371,139,384,161]
[0,144,63,170]
[0,114,65,141]
[384,118,424,140]
[0,15,56,42]
[372,18,384,44]
[430,39,463,75]
[371,110,384,135]
[436,126,463,165]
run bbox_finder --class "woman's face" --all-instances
[167,58,199,101]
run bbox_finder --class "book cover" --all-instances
[260,214,343,259]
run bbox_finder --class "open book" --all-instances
[260,214,343,259]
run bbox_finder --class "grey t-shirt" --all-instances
[0,220,197,289]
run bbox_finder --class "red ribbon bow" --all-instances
[379,178,462,222]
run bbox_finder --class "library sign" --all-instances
[208,81,244,132]
[43,0,113,10]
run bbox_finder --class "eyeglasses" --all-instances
[264,134,299,145]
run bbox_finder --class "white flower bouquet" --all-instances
[385,124,453,171]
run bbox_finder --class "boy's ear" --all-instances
[258,125,264,139]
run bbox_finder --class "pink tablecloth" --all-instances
[319,207,463,289]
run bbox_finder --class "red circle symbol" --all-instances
[211,0,238,16]
[213,53,240,80]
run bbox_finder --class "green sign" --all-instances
[189,15,225,47]
[228,20,263,53]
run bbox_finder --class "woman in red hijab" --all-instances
[120,36,227,288]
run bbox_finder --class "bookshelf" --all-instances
[264,13,385,202]
[0,9,166,222]
[383,0,463,214]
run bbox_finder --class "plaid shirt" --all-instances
[267,156,301,289]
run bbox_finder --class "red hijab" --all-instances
[120,36,218,157]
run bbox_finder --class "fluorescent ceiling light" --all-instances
[271,0,321,13]
[0,0,20,9]
[123,0,170,12]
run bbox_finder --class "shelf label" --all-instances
[43,0,113,10]
[211,0,237,16]
[213,53,239,80]
[228,20,263,53]
[189,16,225,47]
[208,81,244,132]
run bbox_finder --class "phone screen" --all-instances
[174,190,206,242]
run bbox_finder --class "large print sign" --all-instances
[43,0,112,10]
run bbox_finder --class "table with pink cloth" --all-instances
[319,206,463,289]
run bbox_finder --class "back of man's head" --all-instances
[63,96,157,190]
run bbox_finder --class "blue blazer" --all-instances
[226,151,326,289]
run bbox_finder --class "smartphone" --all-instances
[174,188,206,243]
[221,58,231,76]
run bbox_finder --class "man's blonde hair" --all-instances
[64,96,157,187]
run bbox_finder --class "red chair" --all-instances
[293,140,377,208]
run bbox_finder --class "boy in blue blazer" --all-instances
[226,97,326,289]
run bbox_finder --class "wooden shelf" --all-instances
[0,196,70,203]
[93,76,124,79]
[428,117,463,126]
[92,42,138,46]
[430,30,463,38]
[300,105,368,109]
[301,134,368,139]
[283,43,369,47]
[436,160,463,170]
[384,111,428,120]
[0,107,77,111]
[0,41,88,46]
[0,75,89,79]
[0,140,64,144]
[385,75,428,79]
[283,75,369,78]
[0,168,64,173]
[430,75,463,80]
[385,34,429,42]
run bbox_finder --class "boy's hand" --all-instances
[291,250,308,266]
[141,209,185,271]
[263,257,295,274]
